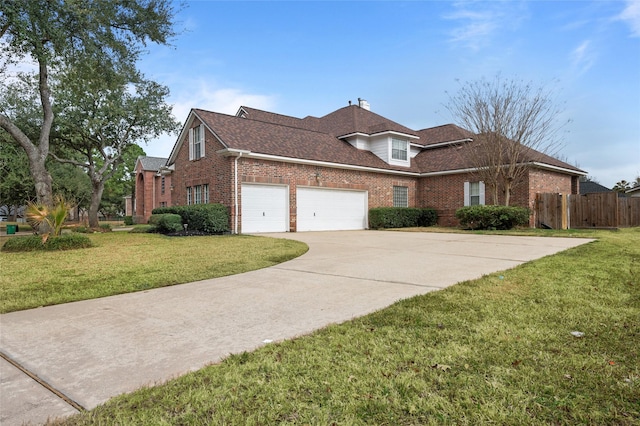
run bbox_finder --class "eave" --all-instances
[217,148,420,177]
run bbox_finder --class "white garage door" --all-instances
[241,184,288,233]
[297,187,367,231]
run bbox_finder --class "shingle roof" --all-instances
[417,124,475,146]
[184,106,585,176]
[238,105,418,139]
[580,181,612,194]
[194,109,421,173]
[138,156,168,171]
[414,139,584,174]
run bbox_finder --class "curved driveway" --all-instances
[0,230,592,425]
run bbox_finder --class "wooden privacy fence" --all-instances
[535,193,640,229]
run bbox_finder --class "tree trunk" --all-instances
[504,181,512,206]
[27,149,54,207]
[491,185,500,206]
[88,180,105,228]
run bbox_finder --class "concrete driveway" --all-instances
[0,231,592,425]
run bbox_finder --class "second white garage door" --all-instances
[241,184,289,233]
[297,187,367,232]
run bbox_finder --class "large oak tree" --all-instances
[51,62,179,227]
[0,0,178,207]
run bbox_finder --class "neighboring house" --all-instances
[626,186,640,197]
[148,100,585,232]
[579,181,612,194]
[133,156,172,223]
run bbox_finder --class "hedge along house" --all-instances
[156,99,585,232]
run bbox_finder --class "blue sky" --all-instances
[139,0,640,188]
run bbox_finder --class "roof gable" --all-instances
[136,156,168,171]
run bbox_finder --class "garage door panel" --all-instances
[242,184,288,233]
[297,187,367,232]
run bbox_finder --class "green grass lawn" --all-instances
[52,227,639,425]
[0,232,308,313]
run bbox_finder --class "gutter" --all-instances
[421,138,473,149]
[218,149,420,177]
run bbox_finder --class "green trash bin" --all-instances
[6,224,16,235]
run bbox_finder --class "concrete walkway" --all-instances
[0,231,593,425]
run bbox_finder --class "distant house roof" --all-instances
[137,156,168,172]
[580,181,612,194]
[626,185,640,196]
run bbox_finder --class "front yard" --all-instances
[41,227,639,425]
[0,232,308,314]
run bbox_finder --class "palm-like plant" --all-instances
[26,195,74,243]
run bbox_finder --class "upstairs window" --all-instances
[393,186,408,207]
[189,124,205,160]
[391,138,408,161]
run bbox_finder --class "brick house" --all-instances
[140,100,585,231]
[133,156,172,223]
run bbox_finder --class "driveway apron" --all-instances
[0,231,593,425]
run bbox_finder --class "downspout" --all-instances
[234,152,243,234]
[152,174,156,218]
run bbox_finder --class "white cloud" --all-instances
[570,40,596,75]
[142,81,277,158]
[444,1,528,50]
[617,0,640,37]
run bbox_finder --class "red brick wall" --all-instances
[134,163,173,223]
[168,121,578,230]
[417,169,574,227]
[237,158,418,232]
[171,118,234,208]
[418,173,473,226]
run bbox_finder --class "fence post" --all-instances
[566,194,571,229]
[561,194,568,230]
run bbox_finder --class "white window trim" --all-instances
[393,186,409,207]
[194,185,202,204]
[391,138,408,162]
[188,124,205,161]
[186,186,192,205]
[464,181,486,206]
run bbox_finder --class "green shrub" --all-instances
[455,205,531,230]
[1,234,94,252]
[152,204,230,234]
[99,223,112,232]
[123,216,133,226]
[72,226,94,234]
[149,213,183,234]
[129,225,156,233]
[369,207,438,230]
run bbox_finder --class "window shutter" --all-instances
[479,181,486,205]
[188,128,194,161]
[464,181,470,206]
[199,124,205,157]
